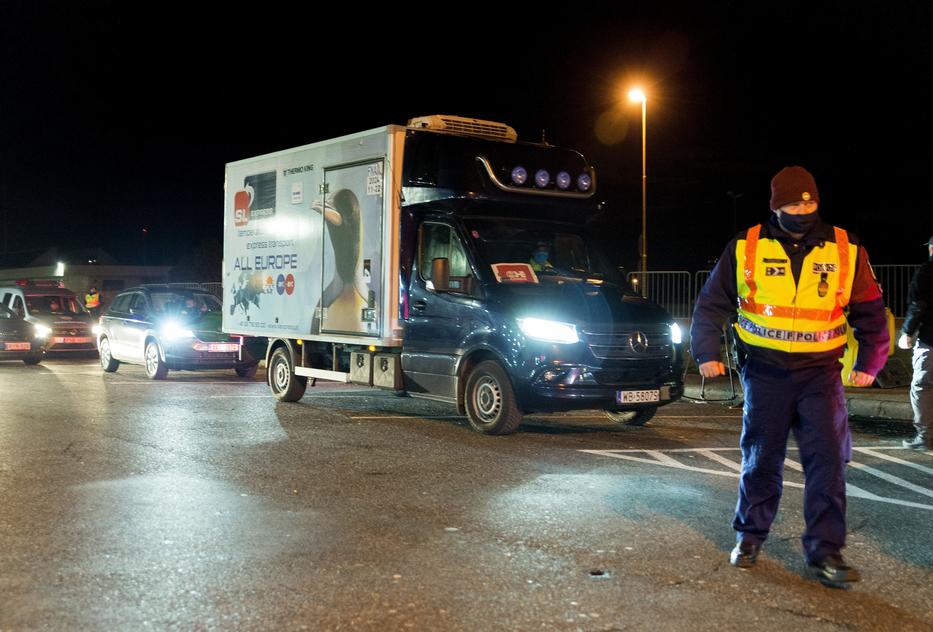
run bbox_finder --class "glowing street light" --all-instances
[628,87,647,278]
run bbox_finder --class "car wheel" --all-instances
[268,347,306,401]
[235,361,259,378]
[23,353,42,366]
[99,337,120,372]
[144,340,168,380]
[464,360,523,435]
[605,407,657,426]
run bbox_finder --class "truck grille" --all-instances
[594,362,674,385]
[582,328,673,360]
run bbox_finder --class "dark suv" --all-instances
[97,285,261,379]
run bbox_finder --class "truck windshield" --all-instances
[465,218,616,283]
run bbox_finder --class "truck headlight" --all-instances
[517,317,579,344]
[160,321,195,340]
[33,324,52,339]
[670,322,683,344]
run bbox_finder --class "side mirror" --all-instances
[432,257,450,292]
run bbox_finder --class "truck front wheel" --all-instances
[605,407,657,426]
[268,347,307,401]
[464,360,522,435]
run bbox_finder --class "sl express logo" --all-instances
[234,172,277,227]
[264,274,296,296]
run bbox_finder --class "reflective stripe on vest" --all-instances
[737,316,847,344]
[734,224,857,353]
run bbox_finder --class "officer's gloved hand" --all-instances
[699,361,726,378]
[897,333,916,350]
[848,370,875,387]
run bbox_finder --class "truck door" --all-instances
[318,160,384,337]
[403,222,478,400]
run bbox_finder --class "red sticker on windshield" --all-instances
[491,263,539,284]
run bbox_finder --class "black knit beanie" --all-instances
[770,166,819,210]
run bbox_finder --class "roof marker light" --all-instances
[556,171,571,190]
[534,169,550,188]
[577,173,592,192]
[511,166,528,186]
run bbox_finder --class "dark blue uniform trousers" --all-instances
[734,358,851,563]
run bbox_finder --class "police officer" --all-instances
[691,166,889,588]
[85,285,101,317]
[897,235,933,450]
[85,286,100,310]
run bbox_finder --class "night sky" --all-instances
[1,2,931,274]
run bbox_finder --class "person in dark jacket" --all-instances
[691,166,889,588]
[897,235,933,450]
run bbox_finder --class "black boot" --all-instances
[807,554,860,588]
[730,542,760,568]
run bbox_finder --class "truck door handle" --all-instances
[411,300,427,310]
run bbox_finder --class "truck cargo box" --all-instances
[222,127,405,347]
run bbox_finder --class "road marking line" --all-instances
[847,461,933,499]
[784,457,803,472]
[852,447,933,475]
[698,449,743,471]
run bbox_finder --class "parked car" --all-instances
[97,285,262,379]
[0,282,97,353]
[0,303,46,365]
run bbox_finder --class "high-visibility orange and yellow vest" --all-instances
[734,224,857,353]
[85,292,100,309]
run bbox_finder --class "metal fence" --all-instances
[630,264,919,320]
[626,271,693,318]
[872,264,920,318]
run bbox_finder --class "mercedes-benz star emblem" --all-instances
[629,331,649,354]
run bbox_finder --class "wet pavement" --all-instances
[1,358,931,630]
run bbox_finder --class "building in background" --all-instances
[0,248,172,308]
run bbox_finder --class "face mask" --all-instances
[776,210,819,236]
[534,251,549,264]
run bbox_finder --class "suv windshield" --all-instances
[465,218,618,283]
[149,292,222,318]
[26,295,88,316]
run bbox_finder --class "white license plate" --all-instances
[3,342,31,351]
[617,389,660,403]
[207,343,239,353]
[53,336,93,344]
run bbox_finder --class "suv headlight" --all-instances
[160,321,195,340]
[517,317,580,344]
[33,324,52,339]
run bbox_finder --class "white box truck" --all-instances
[223,115,685,434]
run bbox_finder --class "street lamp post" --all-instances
[628,88,647,278]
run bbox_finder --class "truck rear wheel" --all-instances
[605,407,657,426]
[268,347,306,401]
[464,360,522,435]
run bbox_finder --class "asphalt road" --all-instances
[1,358,931,631]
